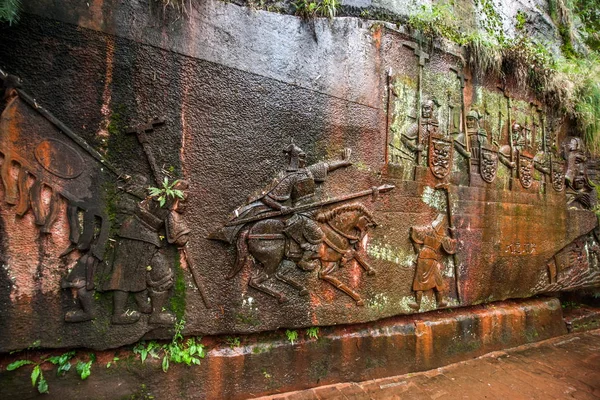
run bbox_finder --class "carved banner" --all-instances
[428,134,453,179]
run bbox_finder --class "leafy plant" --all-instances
[0,0,21,25]
[285,329,299,345]
[306,327,319,340]
[293,0,340,20]
[225,336,241,348]
[106,357,119,369]
[515,11,527,31]
[75,353,95,380]
[148,177,185,207]
[132,319,206,373]
[319,0,339,19]
[6,350,78,394]
[46,351,75,376]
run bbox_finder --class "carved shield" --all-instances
[428,134,453,179]
[551,160,565,192]
[518,153,534,189]
[479,146,499,183]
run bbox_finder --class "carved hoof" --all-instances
[437,301,447,308]
[65,310,93,323]
[356,300,365,306]
[367,269,376,276]
[112,311,141,325]
[409,303,420,311]
[149,312,176,325]
[299,289,309,296]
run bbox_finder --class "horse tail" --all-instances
[227,229,250,279]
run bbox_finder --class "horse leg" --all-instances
[248,269,288,304]
[318,261,364,306]
[354,252,376,276]
[275,260,309,296]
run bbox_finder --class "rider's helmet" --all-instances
[283,142,306,172]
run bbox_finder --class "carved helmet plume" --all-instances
[283,142,306,171]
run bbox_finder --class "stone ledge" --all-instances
[0,297,567,399]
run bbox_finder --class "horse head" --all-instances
[316,203,377,240]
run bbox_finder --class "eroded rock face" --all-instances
[0,0,598,351]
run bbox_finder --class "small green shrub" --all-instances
[6,350,82,394]
[306,327,319,340]
[285,329,299,344]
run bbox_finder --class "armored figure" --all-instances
[409,214,457,310]
[564,137,596,210]
[211,143,352,272]
[396,100,440,164]
[455,110,489,162]
[497,122,524,169]
[102,176,187,325]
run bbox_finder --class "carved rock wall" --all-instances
[0,0,597,352]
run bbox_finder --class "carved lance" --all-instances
[435,182,462,304]
[181,246,211,309]
[403,42,429,165]
[224,184,395,227]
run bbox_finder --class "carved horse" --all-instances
[229,203,377,305]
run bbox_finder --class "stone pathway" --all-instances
[257,329,600,399]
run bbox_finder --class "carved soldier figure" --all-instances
[564,137,596,210]
[400,99,440,163]
[102,175,187,325]
[61,252,99,322]
[211,143,352,271]
[455,110,489,162]
[409,214,457,310]
[499,122,525,167]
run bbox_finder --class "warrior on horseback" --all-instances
[211,143,352,273]
[210,143,393,304]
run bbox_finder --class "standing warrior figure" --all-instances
[455,110,489,161]
[564,137,597,210]
[103,176,188,325]
[211,143,352,272]
[496,122,522,169]
[409,214,458,310]
[397,99,440,164]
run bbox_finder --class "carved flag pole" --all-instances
[225,184,395,227]
[450,66,469,152]
[435,182,462,304]
[403,41,429,166]
[385,67,393,164]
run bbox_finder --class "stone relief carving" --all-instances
[564,137,597,210]
[400,99,441,165]
[60,118,201,324]
[551,160,565,192]
[210,144,393,305]
[409,213,458,310]
[518,153,534,189]
[539,232,600,292]
[428,134,453,179]
[480,146,499,183]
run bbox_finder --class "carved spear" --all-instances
[435,182,462,304]
[224,184,395,227]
